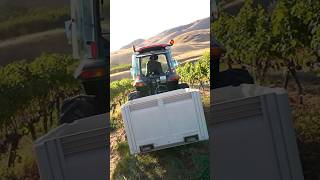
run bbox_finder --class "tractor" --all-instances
[128,40,189,100]
[60,0,109,124]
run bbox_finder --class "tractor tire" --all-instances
[59,95,98,124]
[179,83,189,89]
[128,91,140,101]
[214,68,254,89]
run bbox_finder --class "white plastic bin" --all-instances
[209,84,304,180]
[121,89,209,154]
[34,113,108,180]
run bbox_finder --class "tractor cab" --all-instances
[128,40,189,100]
[60,0,109,124]
[65,0,109,81]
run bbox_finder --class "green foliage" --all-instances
[110,79,133,132]
[213,2,320,177]
[0,7,69,39]
[176,51,210,86]
[110,106,122,132]
[192,154,210,179]
[110,116,121,132]
[0,53,81,177]
[116,142,130,157]
[113,142,210,180]
[0,53,79,124]
[212,0,320,81]
[110,79,133,103]
[113,153,166,180]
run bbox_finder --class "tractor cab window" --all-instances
[100,0,109,40]
[68,0,109,59]
[139,54,169,76]
[69,0,95,59]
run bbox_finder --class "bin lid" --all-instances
[211,84,286,105]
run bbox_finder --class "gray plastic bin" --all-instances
[121,89,208,154]
[209,84,304,180]
[34,113,108,180]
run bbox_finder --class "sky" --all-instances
[110,0,210,52]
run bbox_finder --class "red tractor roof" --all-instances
[135,44,171,54]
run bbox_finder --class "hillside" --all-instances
[0,0,68,9]
[0,0,69,23]
[0,1,71,66]
[111,17,209,66]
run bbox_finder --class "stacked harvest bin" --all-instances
[209,84,304,180]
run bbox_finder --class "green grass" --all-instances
[110,117,121,132]
[112,141,209,180]
[113,152,166,180]
[116,142,130,157]
[110,106,122,132]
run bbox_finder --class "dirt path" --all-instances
[110,128,126,177]
[110,70,131,81]
[0,28,71,66]
[0,29,65,48]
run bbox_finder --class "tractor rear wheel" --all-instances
[213,68,254,89]
[59,95,98,124]
[128,91,140,101]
